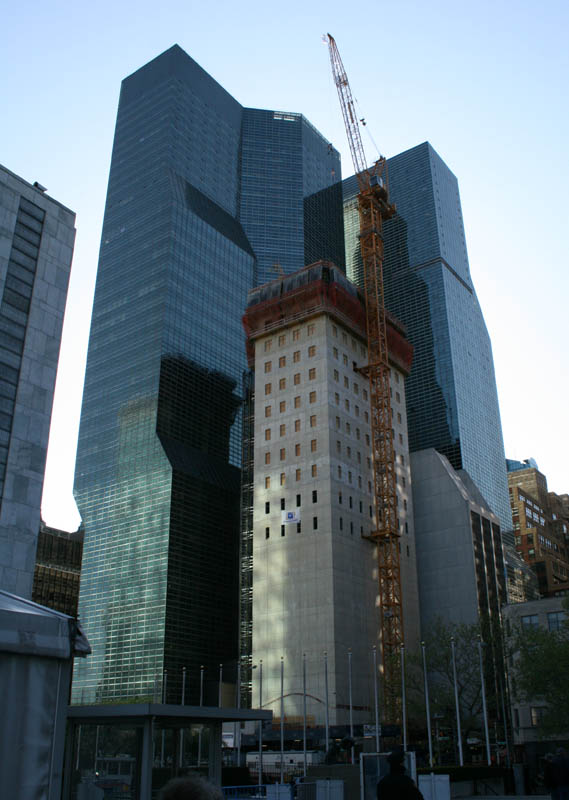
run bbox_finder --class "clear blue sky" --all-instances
[2,0,568,530]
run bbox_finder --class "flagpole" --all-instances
[303,653,307,778]
[280,656,285,784]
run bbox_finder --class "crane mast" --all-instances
[326,34,403,726]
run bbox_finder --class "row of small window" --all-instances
[264,466,317,488]
[265,417,317,440]
[331,324,366,357]
[264,369,317,394]
[334,418,370,443]
[264,346,316,372]
[263,324,317,352]
[263,519,412,542]
[333,370,368,398]
[335,441,369,467]
[264,393,317,416]
[521,610,566,631]
[265,492,317,513]
[264,440,317,463]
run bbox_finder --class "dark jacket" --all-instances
[377,770,424,800]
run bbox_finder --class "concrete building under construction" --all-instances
[241,262,420,726]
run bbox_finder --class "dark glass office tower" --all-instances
[73,45,342,704]
[344,142,512,532]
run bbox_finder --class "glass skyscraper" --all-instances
[73,45,343,704]
[344,142,512,532]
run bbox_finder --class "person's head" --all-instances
[159,774,223,800]
[387,749,405,774]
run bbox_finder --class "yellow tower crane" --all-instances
[326,33,403,726]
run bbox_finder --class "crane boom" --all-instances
[326,33,404,726]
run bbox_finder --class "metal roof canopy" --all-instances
[63,703,273,799]
[67,702,272,723]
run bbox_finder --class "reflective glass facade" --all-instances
[344,142,512,531]
[73,45,342,704]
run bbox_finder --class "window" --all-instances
[280,473,285,486]
[294,396,301,408]
[312,490,317,503]
[310,439,317,452]
[364,411,369,423]
[397,412,402,424]
[294,419,301,432]
[278,334,286,346]
[345,399,350,411]
[279,400,286,413]
[521,615,539,628]
[349,496,353,509]
[281,525,285,537]
[355,405,359,417]
[264,340,272,352]
[296,468,301,481]
[265,501,270,513]
[265,527,270,539]
[338,466,342,478]
[353,383,359,395]
[336,441,341,453]
[264,383,272,395]
[265,452,271,465]
[346,422,351,434]
[309,368,316,380]
[334,369,339,382]
[297,522,302,533]
[359,500,363,513]
[347,446,351,458]
[308,345,316,357]
[339,517,343,531]
[307,323,315,336]
[281,498,285,510]
[342,332,347,343]
[309,391,317,403]
[332,325,338,337]
[396,392,401,403]
[264,361,272,373]
[279,356,286,368]
[343,354,348,366]
[335,416,340,429]
[295,443,301,456]
[395,372,400,384]
[548,611,566,631]
[280,448,286,461]
[339,491,343,505]
[344,376,349,388]
[279,378,286,390]
[293,329,300,341]
[335,393,340,405]
[310,415,317,427]
[530,707,546,727]
[265,429,271,441]
[365,434,370,446]
[313,516,318,530]
[280,424,286,436]
[294,373,301,385]
[402,477,406,488]
[350,521,354,535]
[265,477,271,489]
[333,347,338,359]
[356,428,360,439]
[363,389,368,401]
[399,433,403,444]
[348,471,352,483]
[311,464,317,478]
[293,350,300,362]
[296,494,301,507]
